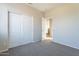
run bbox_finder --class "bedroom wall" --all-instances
[0,3,43,52]
[45,4,79,49]
[33,16,42,42]
[0,6,8,52]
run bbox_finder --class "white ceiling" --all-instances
[27,3,64,12]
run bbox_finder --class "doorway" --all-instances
[42,17,52,41]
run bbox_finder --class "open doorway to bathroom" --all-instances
[42,17,52,41]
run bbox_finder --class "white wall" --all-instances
[33,16,42,42]
[0,7,8,52]
[0,3,43,52]
[45,4,79,49]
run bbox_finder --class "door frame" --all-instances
[42,17,53,40]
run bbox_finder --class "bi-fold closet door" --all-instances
[9,12,33,48]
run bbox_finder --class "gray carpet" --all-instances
[1,40,79,56]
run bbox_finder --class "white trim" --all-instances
[32,16,34,42]
[8,11,10,49]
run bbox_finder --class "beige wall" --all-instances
[0,3,43,52]
[45,4,79,49]
[3,3,43,17]
[45,4,79,18]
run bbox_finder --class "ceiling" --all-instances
[27,3,64,12]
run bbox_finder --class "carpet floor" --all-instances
[1,40,79,56]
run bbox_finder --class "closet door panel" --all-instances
[9,12,33,48]
[9,13,23,48]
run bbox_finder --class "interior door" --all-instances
[9,12,33,48]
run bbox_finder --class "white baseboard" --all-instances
[0,49,8,53]
[52,40,79,50]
